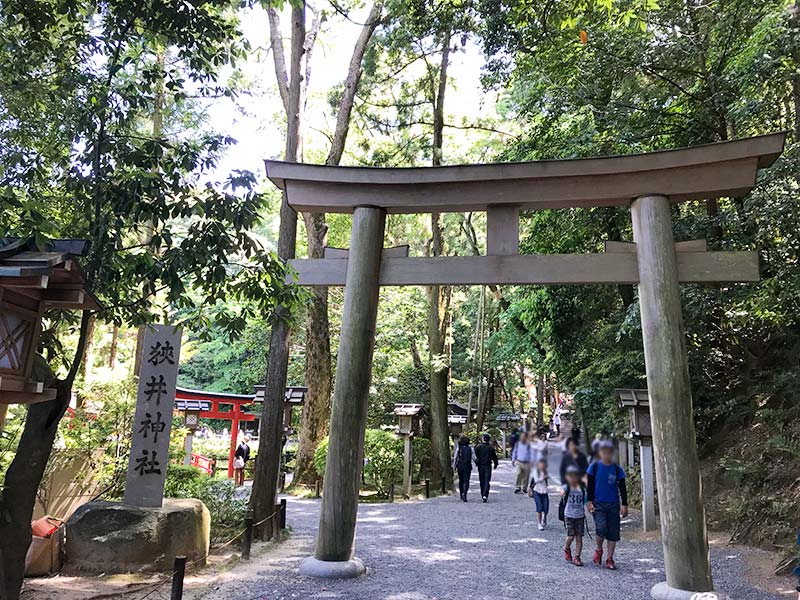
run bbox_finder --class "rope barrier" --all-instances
[134,509,280,600]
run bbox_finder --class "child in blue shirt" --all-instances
[586,440,628,570]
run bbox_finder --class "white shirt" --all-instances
[530,470,550,494]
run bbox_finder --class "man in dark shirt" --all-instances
[474,434,499,503]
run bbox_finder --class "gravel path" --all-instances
[209,444,785,600]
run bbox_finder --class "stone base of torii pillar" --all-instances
[651,582,732,600]
[300,556,366,579]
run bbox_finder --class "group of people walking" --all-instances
[452,423,628,571]
[453,433,499,502]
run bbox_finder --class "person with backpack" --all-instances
[586,440,628,570]
[452,434,476,502]
[559,465,587,567]
[474,433,499,503]
[528,458,551,530]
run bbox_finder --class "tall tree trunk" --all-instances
[427,29,453,486]
[108,324,119,369]
[291,0,383,486]
[251,3,304,540]
[465,285,485,424]
[77,314,96,393]
[133,44,166,378]
[293,213,332,485]
[536,372,545,429]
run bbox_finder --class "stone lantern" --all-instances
[393,403,423,498]
[617,388,656,532]
[177,399,209,466]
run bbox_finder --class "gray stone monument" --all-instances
[124,324,182,508]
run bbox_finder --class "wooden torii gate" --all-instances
[265,133,784,599]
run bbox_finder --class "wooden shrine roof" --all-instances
[265,133,785,214]
[0,238,100,310]
[393,403,423,416]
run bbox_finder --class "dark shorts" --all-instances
[533,492,549,514]
[593,501,621,541]
[566,517,585,537]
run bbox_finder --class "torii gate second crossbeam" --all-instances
[264,133,785,600]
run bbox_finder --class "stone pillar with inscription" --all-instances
[124,324,183,507]
[66,324,211,574]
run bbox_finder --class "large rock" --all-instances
[65,499,210,573]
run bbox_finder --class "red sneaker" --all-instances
[605,558,617,570]
[573,556,584,567]
[593,549,603,566]
[563,548,573,563]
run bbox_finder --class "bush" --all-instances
[164,464,206,497]
[314,429,413,497]
[164,466,249,542]
[313,437,328,478]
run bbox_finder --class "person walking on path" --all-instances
[560,437,589,481]
[587,440,628,570]
[559,465,587,567]
[509,427,520,454]
[512,431,534,494]
[474,433,499,503]
[453,434,476,502]
[532,431,549,463]
[233,433,251,487]
[554,412,562,436]
[528,458,551,530]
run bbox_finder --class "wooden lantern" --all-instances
[393,403,422,435]
[0,239,99,405]
[448,414,466,436]
[495,412,520,431]
[616,388,652,439]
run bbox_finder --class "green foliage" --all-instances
[163,464,206,497]
[313,436,328,479]
[363,429,404,496]
[314,430,429,497]
[164,469,249,542]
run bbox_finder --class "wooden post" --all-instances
[424,479,430,498]
[388,483,394,503]
[311,206,386,570]
[632,194,713,595]
[640,439,657,532]
[183,432,193,466]
[315,479,321,498]
[280,498,287,529]
[618,438,629,470]
[242,513,254,561]
[500,430,507,458]
[170,555,186,600]
[402,435,413,498]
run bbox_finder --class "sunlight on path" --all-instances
[204,440,787,600]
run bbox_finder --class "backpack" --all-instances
[455,445,473,471]
[558,483,587,522]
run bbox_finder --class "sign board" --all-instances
[123,325,182,507]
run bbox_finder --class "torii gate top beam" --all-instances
[265,133,785,214]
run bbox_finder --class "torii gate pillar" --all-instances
[300,206,386,579]
[632,195,720,599]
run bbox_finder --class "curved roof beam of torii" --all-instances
[265,132,786,214]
